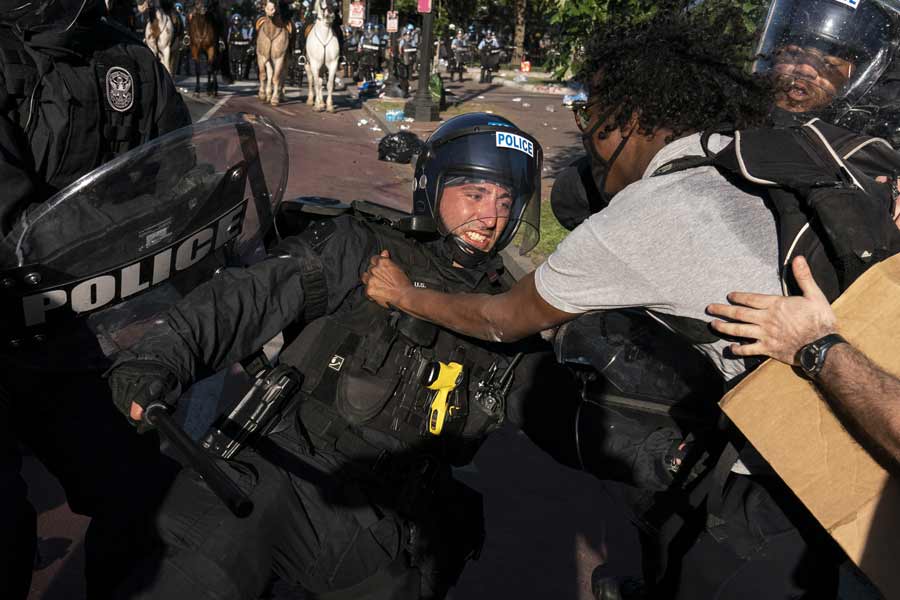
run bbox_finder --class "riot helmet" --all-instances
[0,0,101,32]
[231,13,242,26]
[753,0,900,117]
[409,113,542,268]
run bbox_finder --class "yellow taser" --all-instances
[421,361,463,435]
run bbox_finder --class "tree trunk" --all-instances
[512,0,526,65]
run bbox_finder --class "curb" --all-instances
[497,78,579,96]
[361,99,399,135]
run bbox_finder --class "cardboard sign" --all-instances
[386,10,398,33]
[720,253,900,599]
[417,0,432,13]
[349,1,365,28]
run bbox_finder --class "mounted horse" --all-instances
[140,0,176,75]
[255,1,292,106]
[188,0,221,96]
[304,0,340,112]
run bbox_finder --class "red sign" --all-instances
[349,1,365,28]
[417,0,432,13]
[386,10,398,33]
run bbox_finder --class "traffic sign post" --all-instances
[349,1,365,28]
[386,10,398,33]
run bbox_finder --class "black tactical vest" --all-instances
[0,20,160,200]
[281,220,520,468]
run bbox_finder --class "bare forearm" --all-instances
[819,344,900,465]
[392,272,575,342]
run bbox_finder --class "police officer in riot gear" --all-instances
[228,12,251,81]
[752,0,900,154]
[0,1,189,596]
[358,21,382,81]
[753,0,900,122]
[106,113,554,600]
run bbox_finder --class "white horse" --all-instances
[141,1,176,76]
[304,0,340,113]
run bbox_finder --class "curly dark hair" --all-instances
[577,2,773,140]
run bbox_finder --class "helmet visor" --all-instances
[753,0,900,113]
[427,129,541,256]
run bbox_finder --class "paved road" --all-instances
[24,75,641,600]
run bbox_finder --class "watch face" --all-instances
[800,344,819,375]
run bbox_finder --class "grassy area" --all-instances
[530,194,569,264]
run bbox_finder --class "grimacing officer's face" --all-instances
[439,181,513,253]
[772,44,854,112]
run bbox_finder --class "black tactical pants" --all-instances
[644,472,841,599]
[0,387,35,600]
[114,416,472,600]
[7,370,180,597]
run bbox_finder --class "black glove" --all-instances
[106,360,181,429]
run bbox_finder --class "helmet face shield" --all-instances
[753,0,900,114]
[415,122,541,258]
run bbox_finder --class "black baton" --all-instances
[144,403,254,518]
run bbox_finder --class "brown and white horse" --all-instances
[139,0,176,75]
[255,1,292,106]
[188,0,220,96]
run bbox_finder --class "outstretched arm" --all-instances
[361,250,577,342]
[707,255,900,465]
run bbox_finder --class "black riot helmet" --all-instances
[753,0,900,118]
[0,0,102,33]
[407,112,542,268]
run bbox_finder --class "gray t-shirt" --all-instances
[535,133,782,381]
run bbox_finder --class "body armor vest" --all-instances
[0,21,158,200]
[281,220,520,467]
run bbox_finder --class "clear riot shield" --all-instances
[0,113,288,353]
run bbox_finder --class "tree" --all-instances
[512,0,526,64]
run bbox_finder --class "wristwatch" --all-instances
[797,333,847,380]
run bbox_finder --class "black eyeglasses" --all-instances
[572,101,596,132]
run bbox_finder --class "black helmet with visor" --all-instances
[753,0,900,118]
[409,113,542,268]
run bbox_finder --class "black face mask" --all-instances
[580,111,631,206]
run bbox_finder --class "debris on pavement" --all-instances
[357,119,369,127]
[522,103,531,108]
[545,105,556,113]
[378,132,425,164]
[514,74,528,83]
[512,97,522,102]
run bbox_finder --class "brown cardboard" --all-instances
[720,253,900,599]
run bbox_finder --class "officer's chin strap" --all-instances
[442,235,503,283]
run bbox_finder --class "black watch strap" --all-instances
[798,333,847,379]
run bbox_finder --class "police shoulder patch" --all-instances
[106,66,134,113]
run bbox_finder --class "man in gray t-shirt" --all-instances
[361,10,842,600]
[534,132,781,381]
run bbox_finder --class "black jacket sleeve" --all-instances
[0,80,37,237]
[121,216,377,386]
